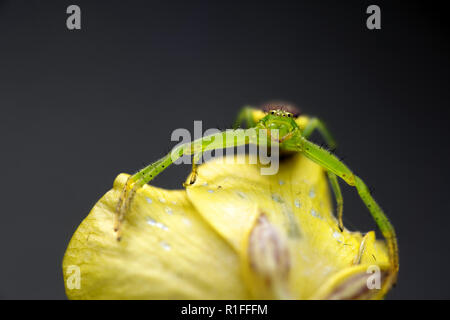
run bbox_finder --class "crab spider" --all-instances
[114,104,398,295]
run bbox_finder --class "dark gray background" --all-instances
[0,0,449,299]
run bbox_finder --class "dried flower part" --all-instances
[311,265,391,300]
[249,214,290,280]
[247,214,291,299]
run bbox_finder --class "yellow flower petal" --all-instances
[63,174,249,299]
[63,152,391,299]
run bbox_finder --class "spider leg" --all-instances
[115,155,172,240]
[353,232,371,265]
[115,129,259,240]
[114,158,165,233]
[327,171,344,231]
[233,106,265,129]
[301,116,337,150]
[286,137,399,296]
[183,152,202,187]
[301,117,343,231]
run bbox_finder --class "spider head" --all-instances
[262,108,298,139]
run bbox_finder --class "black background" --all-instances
[0,0,449,299]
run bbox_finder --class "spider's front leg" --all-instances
[288,137,399,296]
[115,155,173,240]
[114,129,256,240]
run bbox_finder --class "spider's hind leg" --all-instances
[233,106,265,129]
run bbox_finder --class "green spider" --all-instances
[114,103,399,293]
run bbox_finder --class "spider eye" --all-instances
[271,111,275,114]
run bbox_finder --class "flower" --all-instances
[63,154,391,299]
